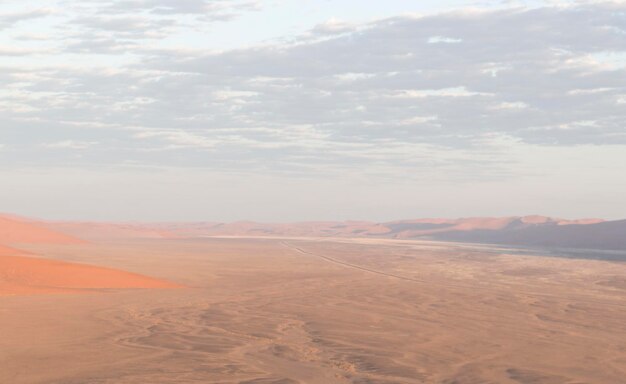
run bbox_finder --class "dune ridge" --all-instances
[0,215,181,296]
[0,214,84,245]
[0,251,181,296]
[41,215,623,250]
[5,212,622,253]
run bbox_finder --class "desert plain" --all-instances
[1,217,626,383]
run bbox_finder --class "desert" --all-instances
[2,215,626,383]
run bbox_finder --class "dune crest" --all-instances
[0,214,84,244]
[0,216,181,296]
[0,249,181,296]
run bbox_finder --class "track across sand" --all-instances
[282,242,429,284]
[281,240,626,310]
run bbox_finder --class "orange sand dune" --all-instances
[451,217,517,231]
[0,214,84,244]
[33,215,608,244]
[0,244,30,257]
[0,244,180,296]
[46,222,179,240]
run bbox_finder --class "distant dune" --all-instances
[0,215,181,295]
[85,215,618,250]
[47,221,179,241]
[431,218,626,250]
[12,213,624,251]
[141,216,622,250]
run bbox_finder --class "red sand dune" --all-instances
[0,244,180,295]
[138,220,393,238]
[387,216,607,239]
[0,216,181,296]
[0,244,30,257]
[0,214,84,244]
[557,218,604,226]
[452,217,517,230]
[64,216,607,245]
[46,222,179,240]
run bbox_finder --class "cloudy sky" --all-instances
[1,0,625,221]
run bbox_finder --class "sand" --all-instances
[0,215,84,244]
[0,216,181,296]
[0,251,181,296]
[1,236,625,383]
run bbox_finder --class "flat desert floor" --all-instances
[2,237,626,383]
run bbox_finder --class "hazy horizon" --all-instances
[2,0,625,221]
[0,209,617,224]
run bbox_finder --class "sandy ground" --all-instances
[2,237,626,383]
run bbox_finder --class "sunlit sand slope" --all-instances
[0,244,180,295]
[0,215,84,244]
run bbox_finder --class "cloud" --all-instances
[133,129,217,149]
[1,1,626,220]
[0,46,50,56]
[40,140,97,150]
[96,0,262,16]
[0,9,53,29]
[427,36,463,43]
[72,15,176,37]
[0,2,625,178]
[33,0,263,54]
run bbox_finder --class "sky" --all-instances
[1,0,625,222]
